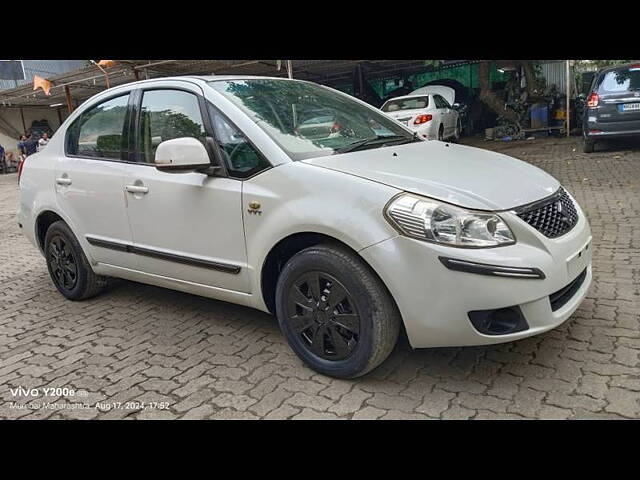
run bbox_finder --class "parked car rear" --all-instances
[583,63,640,152]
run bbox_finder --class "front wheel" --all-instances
[275,244,401,378]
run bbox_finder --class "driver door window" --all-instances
[137,89,206,162]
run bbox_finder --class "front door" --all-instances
[124,86,250,293]
[55,92,136,268]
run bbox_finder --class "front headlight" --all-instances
[384,193,515,248]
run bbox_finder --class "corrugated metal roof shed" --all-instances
[0,60,473,109]
[0,60,87,90]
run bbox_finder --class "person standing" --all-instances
[24,134,39,157]
[17,134,27,161]
[38,132,50,151]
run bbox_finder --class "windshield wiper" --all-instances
[334,134,415,154]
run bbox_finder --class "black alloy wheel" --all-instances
[44,220,108,300]
[285,270,360,361]
[47,234,78,292]
[275,243,401,378]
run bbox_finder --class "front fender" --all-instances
[242,162,400,310]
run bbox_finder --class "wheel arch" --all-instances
[260,231,400,318]
[35,210,66,253]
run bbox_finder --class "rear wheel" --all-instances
[438,124,444,141]
[583,138,595,153]
[275,244,400,379]
[44,221,107,300]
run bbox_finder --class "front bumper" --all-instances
[360,199,593,348]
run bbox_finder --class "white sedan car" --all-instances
[17,76,592,378]
[381,93,461,141]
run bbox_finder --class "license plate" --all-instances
[621,103,640,111]
[566,238,591,279]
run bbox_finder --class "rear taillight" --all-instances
[587,92,599,108]
[17,157,26,184]
[414,114,432,125]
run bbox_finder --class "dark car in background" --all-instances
[583,64,640,153]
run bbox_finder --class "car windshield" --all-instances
[382,96,429,112]
[599,66,640,93]
[208,79,413,160]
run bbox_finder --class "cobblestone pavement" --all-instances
[1,136,638,420]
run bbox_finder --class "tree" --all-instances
[477,60,545,125]
[477,61,519,124]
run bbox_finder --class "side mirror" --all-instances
[154,137,212,173]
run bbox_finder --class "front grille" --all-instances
[549,267,587,312]
[516,188,578,238]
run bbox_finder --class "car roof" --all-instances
[102,75,312,95]
[126,75,304,85]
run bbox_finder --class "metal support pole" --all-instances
[286,60,293,79]
[64,86,74,113]
[91,61,111,89]
[20,108,26,133]
[566,60,571,138]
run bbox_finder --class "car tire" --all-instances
[275,243,401,379]
[44,220,108,300]
[583,138,595,153]
[438,124,444,141]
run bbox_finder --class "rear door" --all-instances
[438,95,455,136]
[432,95,450,136]
[595,65,640,124]
[55,92,136,268]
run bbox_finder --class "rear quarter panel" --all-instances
[18,151,61,253]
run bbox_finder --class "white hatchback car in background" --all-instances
[17,76,592,378]
[381,92,461,141]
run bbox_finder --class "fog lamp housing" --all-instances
[468,306,529,336]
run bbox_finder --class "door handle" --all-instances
[56,177,72,186]
[125,184,149,194]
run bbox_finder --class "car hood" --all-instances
[301,141,560,211]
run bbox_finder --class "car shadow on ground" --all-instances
[103,276,561,388]
[590,136,640,153]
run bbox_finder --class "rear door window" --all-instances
[66,94,130,160]
[433,95,445,109]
